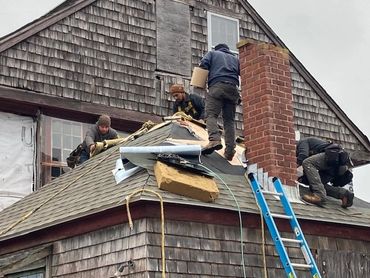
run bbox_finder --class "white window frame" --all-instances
[51,118,84,165]
[207,12,240,54]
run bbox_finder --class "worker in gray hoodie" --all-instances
[80,114,118,164]
[199,43,240,161]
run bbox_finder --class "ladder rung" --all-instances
[261,190,283,197]
[281,238,302,244]
[291,263,312,269]
[270,213,292,219]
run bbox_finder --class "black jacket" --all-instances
[199,46,240,87]
[173,93,205,120]
[296,137,332,166]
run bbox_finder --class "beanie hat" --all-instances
[169,84,185,94]
[97,114,111,127]
[215,43,229,51]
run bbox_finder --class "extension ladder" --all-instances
[248,173,321,278]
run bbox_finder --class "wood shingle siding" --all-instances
[0,0,157,114]
[0,0,369,158]
[51,220,147,277]
[40,218,370,277]
[291,67,366,152]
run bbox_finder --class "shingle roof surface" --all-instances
[0,122,369,241]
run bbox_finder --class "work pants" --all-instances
[302,152,348,200]
[205,82,239,154]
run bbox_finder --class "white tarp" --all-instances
[0,112,36,211]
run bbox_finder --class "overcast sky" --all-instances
[0,0,369,201]
[248,0,370,202]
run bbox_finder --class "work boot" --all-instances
[341,191,354,208]
[202,141,222,155]
[224,149,236,161]
[302,193,325,207]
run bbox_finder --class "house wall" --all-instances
[51,219,147,278]
[28,218,369,277]
[145,218,370,277]
[0,0,365,155]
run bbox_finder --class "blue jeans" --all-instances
[79,149,90,164]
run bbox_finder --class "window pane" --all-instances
[63,150,70,161]
[52,120,62,133]
[209,13,239,52]
[52,134,61,149]
[63,135,72,149]
[72,124,81,136]
[63,122,72,134]
[73,136,81,148]
[51,167,61,177]
[52,148,61,161]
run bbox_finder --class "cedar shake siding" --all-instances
[2,218,369,277]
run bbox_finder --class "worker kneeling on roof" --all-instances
[169,84,205,120]
[296,137,354,208]
[80,114,118,164]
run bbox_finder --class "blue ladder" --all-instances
[248,173,321,278]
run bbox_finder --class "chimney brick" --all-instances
[238,40,297,186]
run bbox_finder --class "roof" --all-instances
[0,121,369,242]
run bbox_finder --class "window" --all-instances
[51,119,83,171]
[6,268,45,278]
[207,12,239,53]
[1,245,51,278]
[40,116,89,185]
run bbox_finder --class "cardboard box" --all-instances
[154,161,219,202]
[190,67,209,88]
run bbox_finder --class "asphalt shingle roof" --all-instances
[0,121,369,241]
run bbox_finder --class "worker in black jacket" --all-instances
[297,137,354,208]
[169,84,205,120]
[199,43,240,161]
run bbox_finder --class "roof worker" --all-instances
[199,43,240,161]
[169,84,205,120]
[80,114,118,164]
[296,137,354,208]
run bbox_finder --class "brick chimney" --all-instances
[238,40,297,186]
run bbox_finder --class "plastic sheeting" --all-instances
[0,112,36,211]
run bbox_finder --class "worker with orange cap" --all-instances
[169,84,205,120]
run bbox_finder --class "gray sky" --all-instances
[0,0,369,201]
